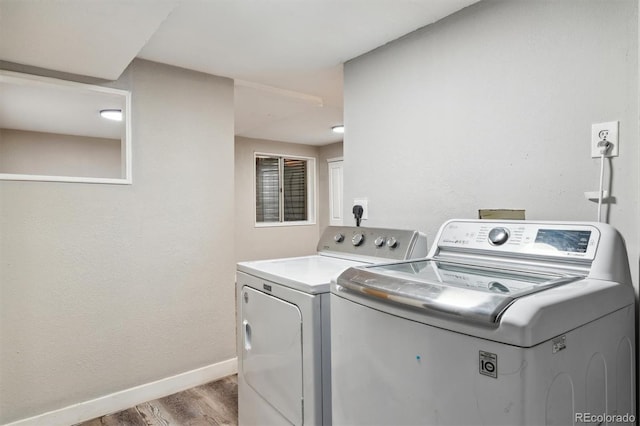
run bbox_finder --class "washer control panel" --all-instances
[319,226,428,261]
[435,220,600,260]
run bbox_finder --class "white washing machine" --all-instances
[331,219,636,426]
[236,226,428,426]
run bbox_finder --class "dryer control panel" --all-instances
[318,226,428,261]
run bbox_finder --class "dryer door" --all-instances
[241,286,303,424]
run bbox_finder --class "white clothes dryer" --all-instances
[236,226,428,426]
[331,219,636,426]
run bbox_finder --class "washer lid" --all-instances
[238,255,365,294]
[336,259,582,325]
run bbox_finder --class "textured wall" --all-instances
[343,0,639,285]
[0,59,236,423]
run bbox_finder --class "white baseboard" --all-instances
[4,357,238,426]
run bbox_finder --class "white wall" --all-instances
[0,129,121,178]
[0,59,236,423]
[235,136,321,262]
[343,0,639,286]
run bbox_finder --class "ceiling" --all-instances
[0,0,479,146]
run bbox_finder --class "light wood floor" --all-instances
[76,375,238,426]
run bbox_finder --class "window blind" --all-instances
[283,159,307,221]
[256,157,280,222]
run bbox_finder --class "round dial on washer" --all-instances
[374,236,385,247]
[488,227,510,246]
[352,233,364,246]
[334,233,344,243]
[386,237,398,248]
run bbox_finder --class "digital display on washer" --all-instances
[534,229,591,253]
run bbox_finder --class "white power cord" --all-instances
[596,141,612,222]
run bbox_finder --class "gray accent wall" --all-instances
[343,0,639,285]
[235,138,344,262]
[0,59,236,423]
[235,136,320,262]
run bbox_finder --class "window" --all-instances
[255,153,316,225]
[0,70,132,184]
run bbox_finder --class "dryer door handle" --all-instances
[243,319,252,351]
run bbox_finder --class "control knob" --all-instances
[374,236,385,247]
[352,233,364,246]
[334,233,344,243]
[488,227,510,246]
[386,237,398,248]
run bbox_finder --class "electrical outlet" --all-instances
[353,198,368,220]
[591,121,619,158]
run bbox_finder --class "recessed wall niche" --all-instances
[0,70,131,184]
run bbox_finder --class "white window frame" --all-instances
[254,152,317,227]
